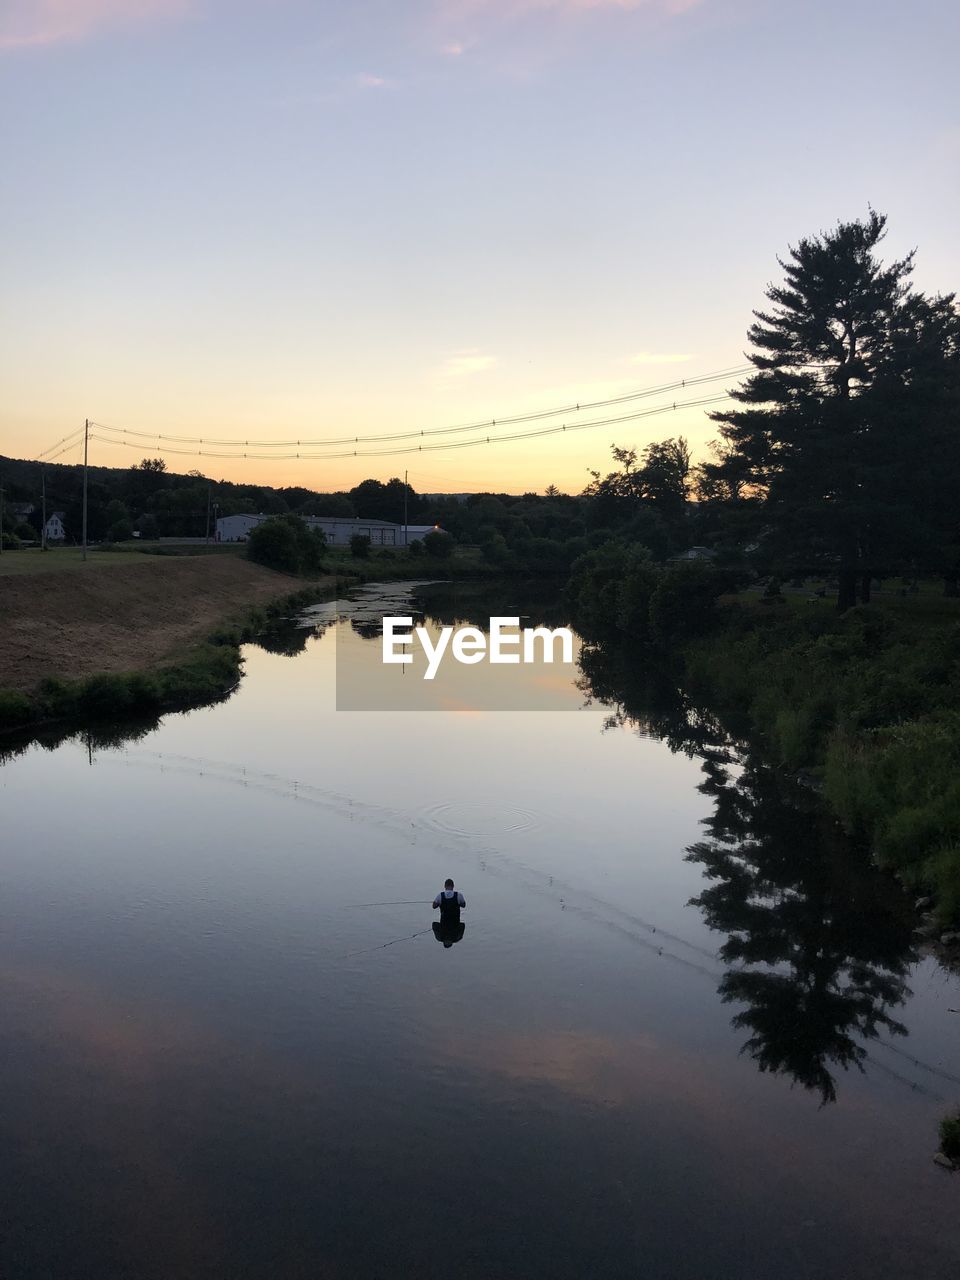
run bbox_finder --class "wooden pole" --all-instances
[81,418,89,561]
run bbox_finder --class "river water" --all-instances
[1,581,958,1279]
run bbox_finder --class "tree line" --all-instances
[571,211,960,615]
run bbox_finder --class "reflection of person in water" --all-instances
[432,878,466,948]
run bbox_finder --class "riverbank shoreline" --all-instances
[0,555,341,733]
[569,551,960,929]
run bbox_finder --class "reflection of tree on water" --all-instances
[0,716,162,768]
[342,580,571,643]
[254,620,315,656]
[689,758,915,1105]
[350,616,394,641]
[576,638,917,1106]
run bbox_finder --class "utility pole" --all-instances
[403,469,409,547]
[41,468,47,550]
[81,418,89,561]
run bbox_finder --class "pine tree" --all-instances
[707,211,959,609]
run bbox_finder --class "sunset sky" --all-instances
[1,0,957,494]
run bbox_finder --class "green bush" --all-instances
[567,542,631,638]
[939,1110,960,1161]
[481,531,512,567]
[424,530,453,559]
[349,534,371,558]
[159,644,241,703]
[0,689,33,728]
[923,845,960,925]
[648,562,731,644]
[527,537,567,571]
[615,549,659,639]
[247,515,326,574]
[73,672,162,717]
[108,519,135,543]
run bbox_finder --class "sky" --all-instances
[1,0,958,495]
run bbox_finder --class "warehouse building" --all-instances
[215,513,442,547]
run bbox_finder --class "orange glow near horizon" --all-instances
[4,366,733,494]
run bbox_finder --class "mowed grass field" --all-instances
[0,545,244,576]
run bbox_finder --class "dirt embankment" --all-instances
[0,556,334,693]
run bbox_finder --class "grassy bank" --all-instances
[679,599,960,924]
[0,583,334,735]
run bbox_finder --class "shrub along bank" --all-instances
[567,546,960,925]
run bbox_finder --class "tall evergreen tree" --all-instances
[707,211,959,609]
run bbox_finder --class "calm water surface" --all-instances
[1,582,959,1279]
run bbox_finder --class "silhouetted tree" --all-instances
[707,211,960,609]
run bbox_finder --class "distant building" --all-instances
[669,545,717,563]
[215,513,443,547]
[10,502,35,519]
[45,512,66,542]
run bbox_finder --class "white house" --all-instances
[669,545,716,563]
[215,513,442,547]
[45,512,66,542]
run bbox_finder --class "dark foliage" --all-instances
[247,514,326,574]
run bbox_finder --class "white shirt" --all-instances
[433,889,466,908]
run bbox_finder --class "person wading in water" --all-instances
[432,878,466,947]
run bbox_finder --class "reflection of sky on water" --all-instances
[331,580,588,711]
[1,582,959,1277]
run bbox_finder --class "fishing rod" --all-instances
[345,900,431,908]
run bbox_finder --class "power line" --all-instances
[34,360,837,467]
[37,425,86,461]
[41,437,87,464]
[87,393,734,463]
[87,365,752,449]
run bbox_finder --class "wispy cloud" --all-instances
[433,0,705,72]
[356,71,389,88]
[0,0,189,51]
[439,350,497,377]
[628,350,693,365]
[437,0,704,23]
